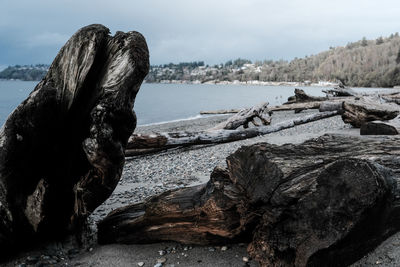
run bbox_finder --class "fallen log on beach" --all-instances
[323,87,358,97]
[200,89,400,116]
[210,102,271,130]
[200,101,331,114]
[285,88,327,104]
[200,108,241,115]
[360,115,400,135]
[126,111,339,156]
[0,24,149,256]
[342,96,400,127]
[99,134,400,267]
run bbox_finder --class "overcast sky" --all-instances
[1,0,400,67]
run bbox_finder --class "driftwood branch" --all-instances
[200,109,241,115]
[99,134,400,267]
[210,102,271,130]
[126,111,339,156]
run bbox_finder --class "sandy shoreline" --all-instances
[4,110,400,266]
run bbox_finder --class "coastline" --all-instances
[3,110,399,267]
[144,79,338,87]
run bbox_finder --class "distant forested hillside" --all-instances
[146,33,400,87]
[0,64,49,81]
[2,34,400,87]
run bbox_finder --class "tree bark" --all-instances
[0,24,149,255]
[125,111,339,156]
[98,134,400,267]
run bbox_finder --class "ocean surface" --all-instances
[0,80,392,127]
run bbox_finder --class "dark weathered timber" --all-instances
[342,96,400,127]
[0,24,149,255]
[99,134,400,267]
[285,88,327,104]
[360,115,400,135]
[125,111,339,156]
[98,167,250,245]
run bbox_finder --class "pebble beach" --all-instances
[5,110,400,267]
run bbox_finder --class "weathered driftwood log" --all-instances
[382,92,400,105]
[323,87,358,97]
[98,134,400,267]
[199,102,324,114]
[342,96,400,127]
[360,115,400,135]
[0,24,149,255]
[125,111,339,156]
[285,88,327,104]
[318,101,344,112]
[210,102,271,130]
[200,108,241,115]
[200,90,400,116]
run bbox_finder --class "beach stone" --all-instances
[0,24,149,257]
[26,256,39,264]
[157,257,167,264]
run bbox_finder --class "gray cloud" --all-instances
[1,0,400,65]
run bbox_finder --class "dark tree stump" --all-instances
[99,134,400,267]
[0,24,149,254]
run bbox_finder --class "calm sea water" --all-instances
[0,80,391,127]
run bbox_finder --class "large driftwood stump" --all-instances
[0,24,149,254]
[99,134,400,267]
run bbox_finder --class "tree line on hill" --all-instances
[146,33,400,87]
[0,64,49,81]
[2,34,400,87]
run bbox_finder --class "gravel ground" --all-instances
[4,110,398,267]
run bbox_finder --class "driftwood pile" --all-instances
[0,24,149,256]
[102,86,400,266]
[126,111,339,156]
[99,134,400,266]
[126,88,400,156]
